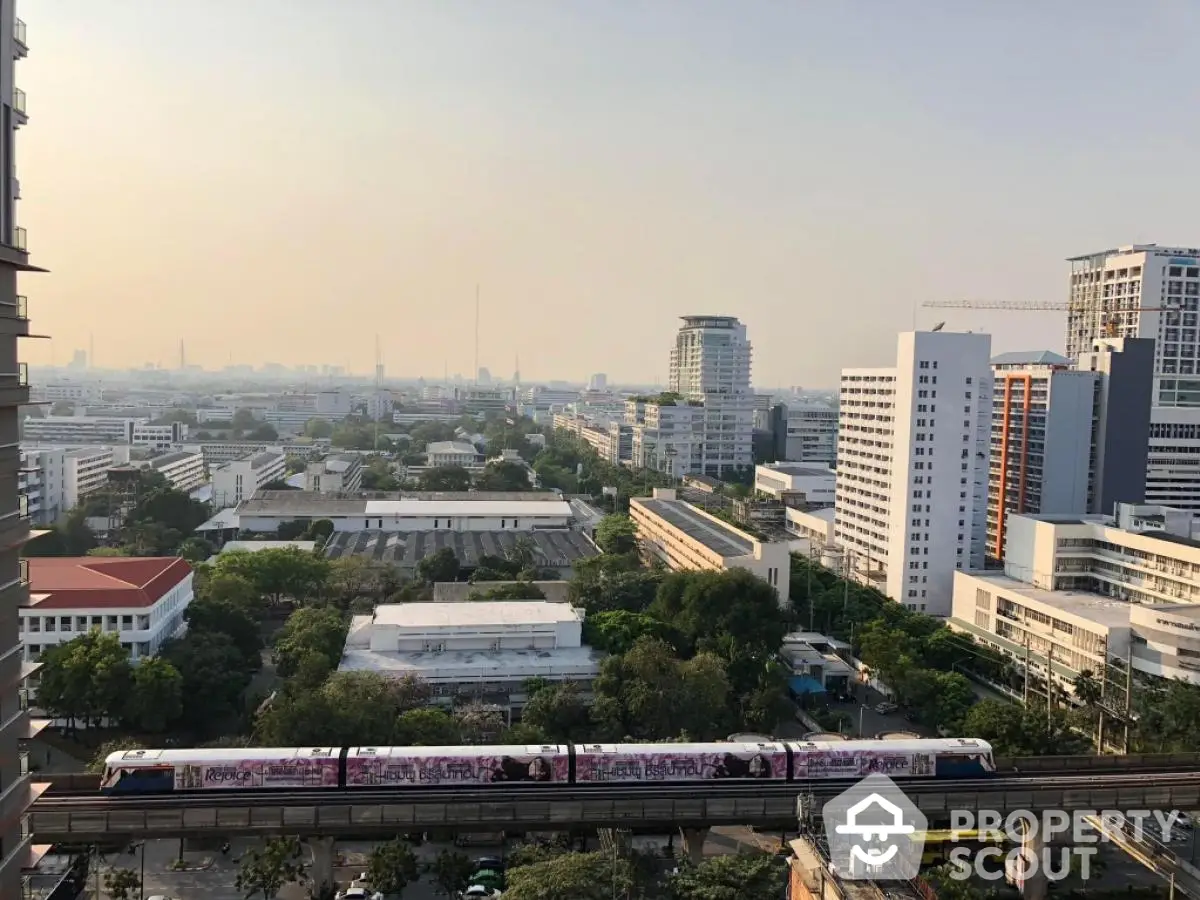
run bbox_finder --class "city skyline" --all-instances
[16,0,1200,383]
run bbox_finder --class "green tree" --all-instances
[185,593,264,673]
[161,631,251,734]
[367,838,420,897]
[306,518,335,542]
[594,514,637,555]
[520,681,595,741]
[245,423,278,441]
[395,707,462,746]
[428,848,476,897]
[416,547,461,585]
[235,836,306,900]
[454,702,505,744]
[231,408,259,430]
[177,536,214,563]
[197,570,267,621]
[467,582,546,601]
[24,508,98,556]
[103,867,142,900]
[256,671,431,746]
[126,485,210,538]
[1073,669,1103,706]
[476,460,532,491]
[667,853,787,900]
[419,465,473,492]
[124,656,184,732]
[272,606,348,679]
[961,699,1091,756]
[568,565,662,614]
[86,546,127,557]
[35,631,132,733]
[583,610,680,655]
[594,638,733,740]
[213,547,331,605]
[504,851,634,900]
[305,417,334,439]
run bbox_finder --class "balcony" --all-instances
[13,18,26,56]
[12,87,25,123]
[11,225,25,251]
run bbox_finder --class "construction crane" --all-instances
[921,299,1171,337]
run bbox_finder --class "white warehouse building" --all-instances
[235,491,575,534]
[340,601,600,710]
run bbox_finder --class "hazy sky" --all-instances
[17,1,1200,386]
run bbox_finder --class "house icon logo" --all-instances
[823,774,927,880]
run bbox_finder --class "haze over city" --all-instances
[18,0,1200,383]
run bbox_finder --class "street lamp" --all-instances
[126,840,145,900]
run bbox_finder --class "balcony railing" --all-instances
[12,87,24,114]
[18,492,27,519]
[14,18,26,48]
[19,750,28,776]
[19,557,27,586]
[17,361,27,386]
[14,294,25,319]
[12,225,25,250]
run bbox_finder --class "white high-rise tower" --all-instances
[668,315,754,476]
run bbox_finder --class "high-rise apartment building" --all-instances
[986,341,1152,562]
[0,6,47,896]
[835,332,992,615]
[1066,244,1200,405]
[777,402,838,465]
[667,315,754,477]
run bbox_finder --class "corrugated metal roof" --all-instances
[322,529,600,568]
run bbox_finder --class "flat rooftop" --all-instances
[340,644,601,681]
[969,572,1133,629]
[372,601,582,629]
[236,490,569,517]
[634,497,754,557]
[322,529,600,568]
[761,463,833,478]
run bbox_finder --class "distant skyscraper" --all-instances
[69,348,86,369]
[589,373,607,391]
[667,316,754,476]
[477,367,492,385]
[835,331,993,615]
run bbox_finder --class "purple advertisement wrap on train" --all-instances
[345,753,569,787]
[792,749,934,779]
[174,758,340,790]
[574,749,788,784]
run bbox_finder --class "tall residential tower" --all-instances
[667,315,754,477]
[835,331,992,615]
[0,5,48,896]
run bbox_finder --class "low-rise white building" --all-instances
[21,556,194,668]
[20,445,126,522]
[340,601,600,709]
[950,504,1200,688]
[785,506,837,548]
[142,450,207,493]
[304,453,363,494]
[236,490,576,534]
[426,441,482,468]
[22,416,187,450]
[211,449,288,509]
[629,489,790,606]
[754,463,836,506]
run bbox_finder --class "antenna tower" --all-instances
[179,339,186,370]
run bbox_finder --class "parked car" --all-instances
[874,701,898,714]
[474,856,505,873]
[336,887,383,900]
[461,886,503,900]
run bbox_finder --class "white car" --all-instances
[461,886,502,900]
[336,888,383,900]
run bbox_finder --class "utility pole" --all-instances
[1123,644,1134,755]
[1097,655,1107,752]
[1023,631,1031,707]
[806,543,815,631]
[1047,643,1055,728]
[842,548,853,613]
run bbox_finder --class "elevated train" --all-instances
[101,738,995,795]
